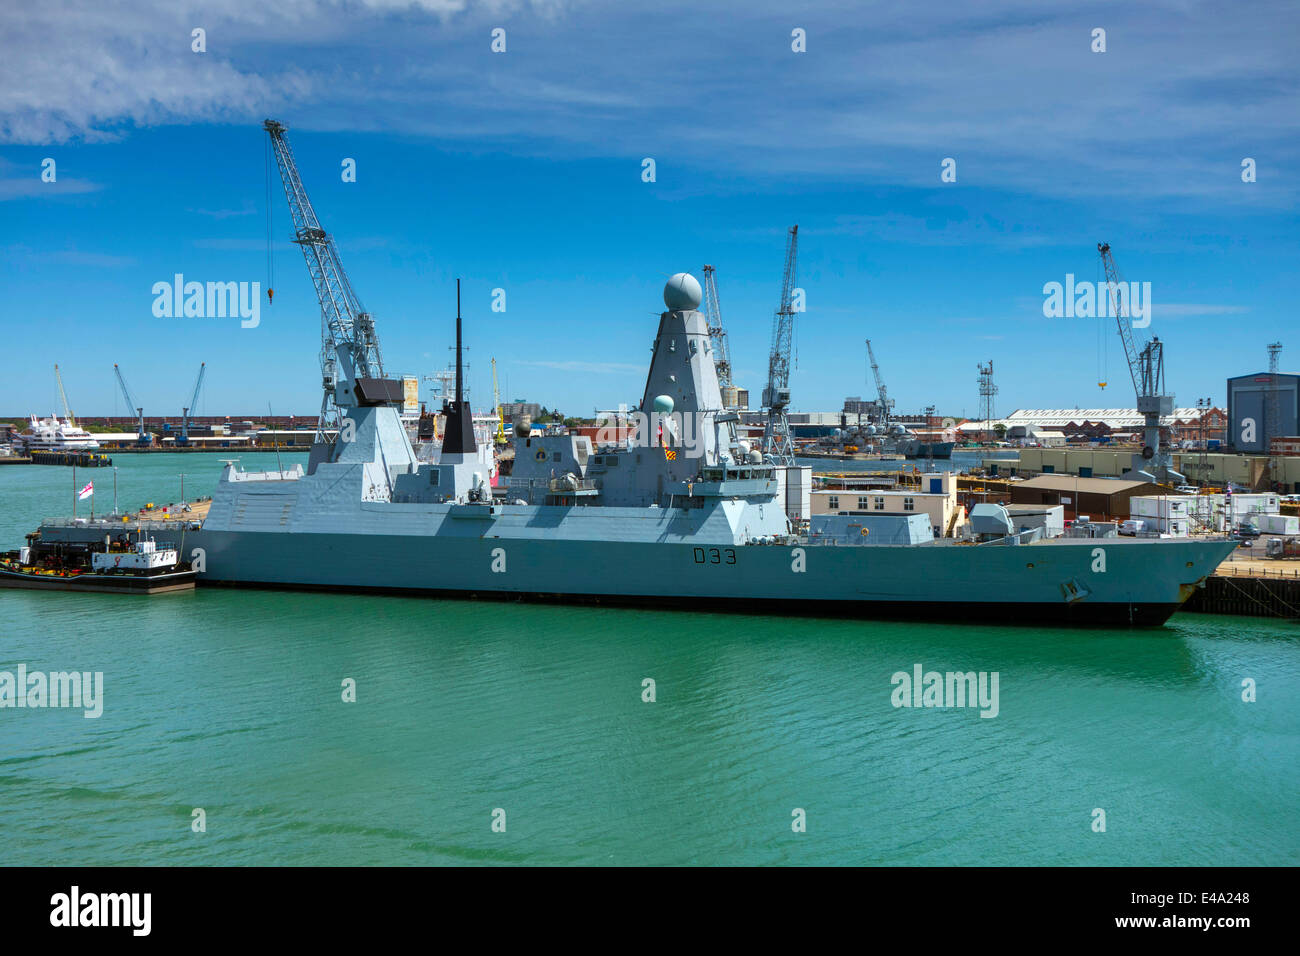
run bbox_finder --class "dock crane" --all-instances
[113,364,151,446]
[864,339,894,425]
[701,265,732,391]
[761,225,799,464]
[263,119,393,450]
[54,364,76,427]
[1097,242,1183,483]
[178,362,206,447]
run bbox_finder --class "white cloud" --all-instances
[193,238,298,251]
[1152,303,1250,317]
[0,175,101,200]
[191,200,257,219]
[3,244,134,267]
[0,0,1295,201]
[0,158,100,200]
[515,359,643,374]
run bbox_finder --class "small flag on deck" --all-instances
[78,481,94,500]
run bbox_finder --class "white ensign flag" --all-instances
[78,481,94,500]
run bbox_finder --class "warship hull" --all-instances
[184,514,1232,627]
[903,440,955,459]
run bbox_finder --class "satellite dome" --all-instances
[663,273,703,311]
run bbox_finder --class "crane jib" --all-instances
[262,118,401,431]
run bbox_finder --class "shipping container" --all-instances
[1130,495,1193,518]
[1259,513,1299,535]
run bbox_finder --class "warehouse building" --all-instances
[990,408,1225,444]
[1226,371,1300,452]
[1008,475,1161,521]
[994,449,1300,493]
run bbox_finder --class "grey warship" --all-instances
[177,270,1228,625]
[29,121,1235,625]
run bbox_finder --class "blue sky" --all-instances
[1,0,1297,420]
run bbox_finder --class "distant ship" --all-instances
[824,421,955,459]
[19,415,100,453]
[890,435,956,460]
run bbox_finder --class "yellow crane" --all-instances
[54,364,76,426]
[491,357,506,444]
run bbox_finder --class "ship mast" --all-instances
[441,280,476,456]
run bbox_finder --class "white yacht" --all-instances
[19,415,101,452]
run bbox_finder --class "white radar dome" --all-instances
[663,273,703,312]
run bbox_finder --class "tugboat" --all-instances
[0,531,196,594]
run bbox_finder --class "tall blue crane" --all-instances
[1097,242,1182,483]
[701,265,732,389]
[762,225,798,464]
[865,339,894,425]
[178,362,206,447]
[113,364,151,446]
[263,119,391,447]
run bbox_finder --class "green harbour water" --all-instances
[1,452,1297,865]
